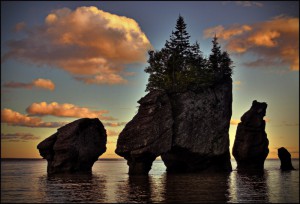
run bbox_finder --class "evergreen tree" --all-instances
[220,51,233,79]
[209,34,222,73]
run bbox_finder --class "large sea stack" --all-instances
[37,118,107,174]
[116,79,233,174]
[232,100,269,171]
[278,147,295,171]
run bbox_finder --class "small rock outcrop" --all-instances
[116,79,232,174]
[278,147,295,171]
[232,100,269,171]
[37,118,107,174]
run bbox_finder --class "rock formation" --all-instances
[116,79,233,174]
[37,118,107,174]
[278,147,295,170]
[115,90,173,175]
[232,100,269,171]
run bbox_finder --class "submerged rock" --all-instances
[232,100,269,171]
[116,79,233,174]
[37,118,107,174]
[278,147,295,171]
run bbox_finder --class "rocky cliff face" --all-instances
[232,100,269,171]
[278,147,295,171]
[116,79,233,174]
[37,118,107,174]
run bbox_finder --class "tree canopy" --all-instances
[145,15,233,92]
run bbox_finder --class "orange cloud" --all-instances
[107,129,120,137]
[230,119,241,125]
[204,16,299,71]
[26,102,116,120]
[1,132,40,142]
[3,78,55,91]
[1,108,67,128]
[103,122,127,127]
[3,6,151,85]
[14,22,26,32]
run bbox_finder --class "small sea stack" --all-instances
[278,147,295,171]
[37,118,107,174]
[232,100,269,171]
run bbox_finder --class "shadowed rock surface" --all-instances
[115,90,173,175]
[232,100,269,171]
[37,118,107,174]
[116,79,232,174]
[278,147,295,171]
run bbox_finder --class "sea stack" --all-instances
[37,118,107,174]
[278,147,295,171]
[116,78,233,174]
[232,100,269,171]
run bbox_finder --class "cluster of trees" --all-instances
[145,15,233,92]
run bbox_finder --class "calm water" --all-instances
[1,159,299,203]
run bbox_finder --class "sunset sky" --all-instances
[1,1,299,159]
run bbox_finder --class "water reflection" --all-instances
[229,170,269,203]
[39,173,107,203]
[116,175,154,203]
[162,172,230,203]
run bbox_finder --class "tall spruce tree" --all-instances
[145,16,232,92]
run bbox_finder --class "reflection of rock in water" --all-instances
[162,172,230,203]
[39,173,107,202]
[230,170,269,203]
[116,175,153,203]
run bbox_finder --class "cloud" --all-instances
[3,6,151,85]
[235,1,263,7]
[3,78,55,91]
[1,132,40,142]
[14,22,26,32]
[26,102,116,120]
[203,16,299,71]
[103,122,127,127]
[230,119,241,125]
[106,129,120,137]
[1,108,67,128]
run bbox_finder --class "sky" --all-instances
[1,1,299,159]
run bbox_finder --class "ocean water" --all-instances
[1,159,299,203]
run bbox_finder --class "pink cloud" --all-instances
[1,108,67,128]
[26,102,116,120]
[3,6,152,85]
[3,78,55,91]
[204,16,299,71]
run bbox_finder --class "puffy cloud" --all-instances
[1,132,39,142]
[203,16,299,71]
[3,6,151,85]
[26,102,116,120]
[3,78,55,91]
[1,108,67,128]
[103,122,127,127]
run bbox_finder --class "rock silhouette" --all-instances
[232,100,269,171]
[116,79,233,174]
[37,118,107,174]
[278,147,295,171]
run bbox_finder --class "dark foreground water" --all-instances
[1,159,299,203]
